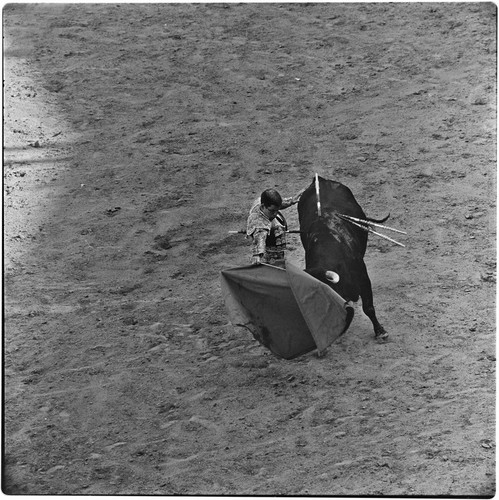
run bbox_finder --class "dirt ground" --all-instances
[3,3,496,496]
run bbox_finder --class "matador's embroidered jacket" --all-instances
[246,196,294,265]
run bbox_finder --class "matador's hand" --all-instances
[292,187,306,204]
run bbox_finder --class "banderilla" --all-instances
[228,229,304,234]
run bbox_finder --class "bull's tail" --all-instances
[366,213,390,224]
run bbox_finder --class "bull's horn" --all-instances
[339,214,407,235]
[325,271,340,283]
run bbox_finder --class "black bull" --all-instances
[298,176,388,339]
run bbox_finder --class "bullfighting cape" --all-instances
[220,261,354,359]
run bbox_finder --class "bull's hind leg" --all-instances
[358,265,388,340]
[363,302,388,340]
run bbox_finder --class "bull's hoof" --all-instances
[375,331,389,342]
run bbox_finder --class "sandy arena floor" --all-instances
[3,3,496,495]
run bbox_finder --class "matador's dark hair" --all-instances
[261,189,282,208]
